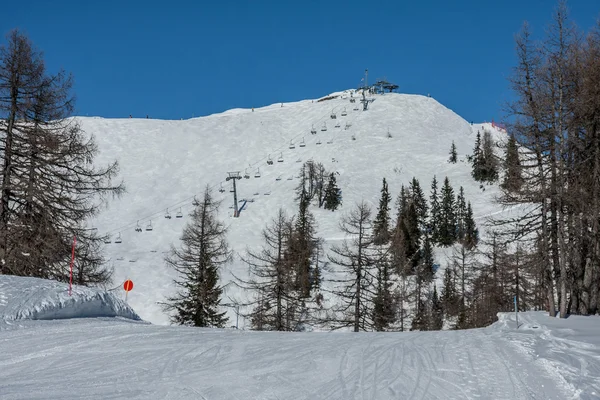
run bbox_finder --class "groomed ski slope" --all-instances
[1,276,599,400]
[86,91,507,325]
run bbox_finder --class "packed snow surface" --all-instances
[83,91,509,325]
[1,294,599,399]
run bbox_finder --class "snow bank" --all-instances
[492,311,600,400]
[0,275,141,322]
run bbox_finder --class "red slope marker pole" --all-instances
[69,236,76,296]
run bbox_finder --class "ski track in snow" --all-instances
[0,317,575,400]
[1,277,597,399]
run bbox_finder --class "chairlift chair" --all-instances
[335,121,341,128]
[345,122,351,130]
[145,220,153,231]
[289,140,295,149]
[192,197,200,206]
[267,155,274,165]
[175,208,183,218]
[287,176,293,180]
[321,123,327,131]
[277,152,283,162]
[165,208,172,219]
[296,158,302,162]
[299,137,306,147]
[244,168,250,179]
[219,183,225,193]
[350,98,356,103]
[341,108,347,116]
[104,236,111,244]
[327,137,333,144]
[254,191,260,196]
[311,125,317,135]
[264,191,271,195]
[135,221,142,232]
[330,110,336,119]
[114,233,122,243]
[316,139,322,145]
[254,168,261,178]
[276,175,282,181]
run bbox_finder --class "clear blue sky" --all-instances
[3,0,599,122]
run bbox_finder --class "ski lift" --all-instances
[345,122,351,130]
[289,140,295,149]
[165,208,172,219]
[341,108,347,116]
[316,138,322,145]
[145,220,153,231]
[129,259,137,263]
[277,152,284,162]
[353,105,359,111]
[335,121,340,128]
[311,125,317,135]
[254,191,259,195]
[264,191,271,195]
[114,233,122,243]
[327,137,333,144]
[321,123,327,131]
[267,155,274,165]
[350,98,356,103]
[299,137,306,147]
[135,221,142,232]
[103,236,111,244]
[219,183,225,193]
[254,168,261,178]
[116,256,124,261]
[192,196,200,206]
[296,158,302,163]
[330,110,336,119]
[351,135,356,141]
[276,175,282,181]
[287,176,293,180]
[244,168,250,179]
[175,208,183,218]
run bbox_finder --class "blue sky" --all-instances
[3,0,599,122]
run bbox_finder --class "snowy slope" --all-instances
[0,275,140,324]
[1,310,598,399]
[83,91,507,325]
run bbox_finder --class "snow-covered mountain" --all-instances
[86,90,506,325]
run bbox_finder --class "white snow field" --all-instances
[84,91,507,326]
[1,275,599,399]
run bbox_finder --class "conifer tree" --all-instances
[163,187,231,328]
[501,134,523,192]
[481,130,499,182]
[449,141,457,163]
[429,176,441,243]
[323,172,341,211]
[463,202,478,249]
[441,266,460,317]
[396,186,421,273]
[238,209,301,331]
[471,131,484,181]
[439,177,457,246]
[430,284,443,330]
[372,252,396,331]
[410,177,428,233]
[289,191,317,298]
[373,178,391,245]
[455,186,467,241]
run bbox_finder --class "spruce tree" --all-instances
[471,131,484,181]
[373,178,391,245]
[410,177,428,233]
[501,134,523,192]
[439,177,457,246]
[429,176,441,244]
[441,266,459,317]
[323,172,341,211]
[430,284,444,330]
[372,253,396,331]
[455,186,467,241]
[396,187,421,273]
[463,202,478,249]
[449,141,457,163]
[481,130,499,182]
[163,187,231,328]
[289,191,317,298]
